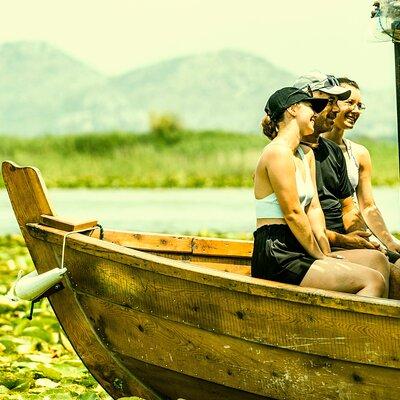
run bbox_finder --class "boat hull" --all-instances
[3,160,400,400]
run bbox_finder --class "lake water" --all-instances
[1,187,399,234]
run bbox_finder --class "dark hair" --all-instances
[261,112,284,140]
[337,77,360,89]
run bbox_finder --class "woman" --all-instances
[252,86,388,297]
[322,78,400,263]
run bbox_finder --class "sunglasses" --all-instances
[299,75,340,92]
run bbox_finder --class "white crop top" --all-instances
[255,146,314,218]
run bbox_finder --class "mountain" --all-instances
[0,41,106,134]
[0,41,396,138]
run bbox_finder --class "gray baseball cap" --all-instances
[293,71,351,100]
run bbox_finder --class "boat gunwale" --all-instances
[26,222,400,319]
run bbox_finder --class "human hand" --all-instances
[344,230,377,250]
[386,240,400,254]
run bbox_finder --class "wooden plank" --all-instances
[155,252,251,275]
[118,354,273,400]
[48,269,163,400]
[1,161,162,400]
[40,214,98,232]
[193,236,253,257]
[94,229,253,257]
[63,249,400,368]
[78,294,400,400]
[27,223,400,318]
[94,230,193,253]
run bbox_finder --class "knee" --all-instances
[367,269,387,297]
[371,250,390,275]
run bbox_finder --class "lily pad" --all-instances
[21,326,53,343]
[36,363,62,381]
[77,392,101,400]
[35,378,59,388]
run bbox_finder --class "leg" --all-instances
[300,258,386,298]
[330,249,390,298]
[389,262,400,300]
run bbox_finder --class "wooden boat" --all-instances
[3,160,400,400]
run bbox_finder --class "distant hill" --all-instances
[0,41,396,138]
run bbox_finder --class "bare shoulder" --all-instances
[349,140,371,165]
[261,143,292,160]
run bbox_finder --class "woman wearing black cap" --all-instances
[252,87,387,297]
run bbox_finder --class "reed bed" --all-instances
[0,131,398,188]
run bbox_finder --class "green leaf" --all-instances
[36,363,62,381]
[77,392,101,400]
[34,378,59,388]
[21,326,52,343]
[13,319,29,336]
[0,385,10,394]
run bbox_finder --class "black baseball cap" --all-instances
[265,86,329,121]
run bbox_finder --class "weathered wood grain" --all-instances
[27,223,400,318]
[79,294,400,400]
[98,230,193,253]
[41,214,98,232]
[118,354,273,400]
[2,161,162,400]
[94,229,253,257]
[154,252,251,275]
[58,248,400,369]
[5,160,400,400]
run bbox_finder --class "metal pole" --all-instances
[394,30,400,175]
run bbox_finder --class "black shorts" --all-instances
[251,224,316,285]
[386,249,400,264]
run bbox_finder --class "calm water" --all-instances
[1,187,399,234]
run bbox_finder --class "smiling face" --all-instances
[334,83,364,130]
[291,101,317,137]
[311,90,339,134]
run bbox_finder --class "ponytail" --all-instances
[261,112,283,140]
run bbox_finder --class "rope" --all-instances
[61,224,103,269]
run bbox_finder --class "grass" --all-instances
[0,130,398,188]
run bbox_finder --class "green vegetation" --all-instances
[0,131,398,188]
[0,235,120,400]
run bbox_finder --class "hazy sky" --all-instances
[0,0,396,89]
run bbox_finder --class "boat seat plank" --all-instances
[99,230,193,253]
[93,229,253,258]
[40,214,98,232]
[192,237,253,257]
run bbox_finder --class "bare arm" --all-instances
[264,146,325,259]
[341,196,367,232]
[356,146,400,253]
[326,228,375,249]
[306,151,331,254]
[325,194,376,249]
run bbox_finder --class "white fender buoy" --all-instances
[12,267,67,301]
